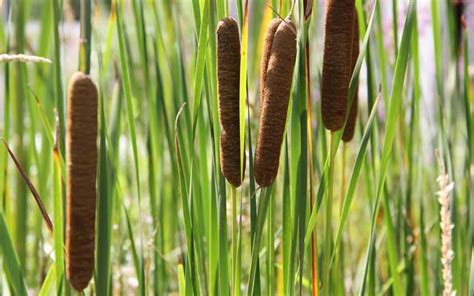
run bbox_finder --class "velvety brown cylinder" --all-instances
[255,19,297,187]
[217,17,243,187]
[259,18,282,110]
[321,0,356,131]
[343,14,359,142]
[66,72,98,292]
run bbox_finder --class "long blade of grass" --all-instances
[115,0,145,293]
[359,1,417,294]
[95,53,112,296]
[115,0,142,206]
[247,187,272,296]
[470,247,474,295]
[191,0,210,138]
[51,0,65,156]
[329,94,381,267]
[1,139,53,233]
[0,210,27,295]
[175,103,198,295]
[12,0,28,270]
[238,0,249,179]
[38,265,55,296]
[52,140,64,294]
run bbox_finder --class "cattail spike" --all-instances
[343,13,359,142]
[217,17,244,187]
[260,18,282,110]
[321,0,356,131]
[66,72,98,292]
[255,18,297,187]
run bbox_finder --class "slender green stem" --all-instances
[14,0,28,270]
[52,0,65,157]
[53,148,64,294]
[247,187,272,296]
[231,186,239,295]
[323,132,337,295]
[218,176,229,296]
[79,0,92,74]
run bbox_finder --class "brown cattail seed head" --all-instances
[255,18,297,187]
[342,13,359,142]
[66,72,98,291]
[217,17,244,187]
[321,0,356,131]
[259,18,282,111]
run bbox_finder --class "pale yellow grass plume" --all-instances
[436,153,456,296]
[0,54,52,64]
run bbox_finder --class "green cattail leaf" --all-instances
[330,94,381,267]
[38,265,55,296]
[0,210,27,295]
[53,148,64,294]
[359,0,417,294]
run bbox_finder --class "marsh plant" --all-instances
[0,0,472,295]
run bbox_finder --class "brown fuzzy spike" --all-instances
[321,0,356,131]
[66,72,98,292]
[260,18,282,110]
[217,17,243,187]
[343,13,359,142]
[255,18,297,187]
[453,0,465,56]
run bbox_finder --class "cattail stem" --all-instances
[231,186,238,294]
[79,0,92,74]
[51,0,65,157]
[323,132,337,295]
[247,187,272,296]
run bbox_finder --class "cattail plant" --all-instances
[259,18,282,111]
[321,0,356,131]
[342,13,359,142]
[453,0,464,56]
[217,17,243,187]
[66,72,98,291]
[254,18,297,187]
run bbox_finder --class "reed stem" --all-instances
[79,0,92,74]
[323,132,337,295]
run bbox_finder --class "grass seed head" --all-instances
[343,13,359,142]
[255,18,297,187]
[66,72,98,292]
[321,0,356,131]
[217,17,244,187]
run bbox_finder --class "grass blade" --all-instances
[0,210,27,295]
[247,187,272,296]
[53,143,64,294]
[38,265,55,296]
[330,93,381,267]
[359,1,417,294]
[1,139,53,233]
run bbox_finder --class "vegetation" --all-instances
[0,0,472,294]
